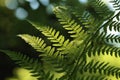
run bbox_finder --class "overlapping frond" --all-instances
[108,21,120,32]
[87,45,120,57]
[86,45,120,73]
[77,75,105,80]
[71,10,94,30]
[110,0,120,10]
[18,34,55,55]
[79,61,120,80]
[92,31,120,45]
[18,34,67,79]
[77,0,114,35]
[71,9,103,35]
[53,6,88,39]
[18,34,77,79]
[43,54,78,80]
[0,50,43,79]
[87,0,114,19]
[37,27,73,51]
[69,59,120,80]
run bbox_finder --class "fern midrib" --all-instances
[67,9,119,80]
[42,30,67,51]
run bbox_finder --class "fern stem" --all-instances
[68,11,120,79]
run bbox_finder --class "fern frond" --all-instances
[27,20,74,51]
[79,61,120,80]
[101,12,120,33]
[43,55,73,79]
[54,6,88,39]
[18,34,56,56]
[77,75,105,80]
[18,34,75,79]
[0,50,43,79]
[93,31,120,45]
[88,11,120,47]
[105,34,120,43]
[72,10,94,29]
[114,11,120,21]
[18,34,46,52]
[110,0,120,10]
[86,45,120,68]
[71,3,114,41]
[87,0,113,19]
[40,27,73,51]
[87,45,120,57]
[108,21,120,32]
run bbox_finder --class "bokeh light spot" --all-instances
[46,4,54,14]
[39,0,49,6]
[78,0,88,4]
[30,0,40,10]
[5,0,18,10]
[15,7,28,20]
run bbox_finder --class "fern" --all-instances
[80,61,120,79]
[34,26,73,51]
[54,6,87,39]
[0,50,44,79]
[1,0,120,80]
[110,0,120,10]
[108,21,120,31]
[18,34,48,53]
[18,34,76,79]
[87,0,113,19]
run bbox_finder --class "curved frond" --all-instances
[79,61,120,80]
[18,34,46,52]
[87,0,114,19]
[18,34,55,56]
[86,45,120,68]
[53,6,88,39]
[40,27,73,51]
[105,34,120,43]
[0,50,43,79]
[87,45,120,57]
[110,0,120,10]
[108,21,120,32]
[18,34,76,79]
[27,20,74,51]
[93,31,120,45]
[72,10,95,30]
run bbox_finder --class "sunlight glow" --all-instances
[78,0,88,4]
[6,68,37,80]
[0,0,5,7]
[14,68,37,80]
[5,0,18,10]
[101,0,114,11]
[87,52,120,68]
